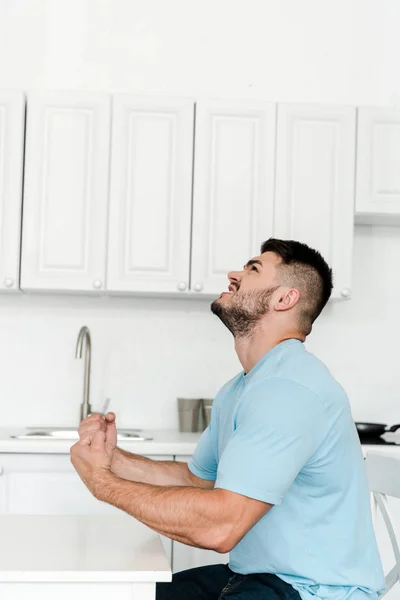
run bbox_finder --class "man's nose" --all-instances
[228,270,241,285]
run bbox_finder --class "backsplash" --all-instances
[1,225,398,429]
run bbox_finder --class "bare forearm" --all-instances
[95,471,231,551]
[111,447,210,488]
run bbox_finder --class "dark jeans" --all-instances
[156,563,301,599]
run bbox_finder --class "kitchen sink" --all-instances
[11,429,152,441]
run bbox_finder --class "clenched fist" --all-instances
[78,412,117,447]
[70,412,118,497]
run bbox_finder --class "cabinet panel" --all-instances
[191,100,276,295]
[0,454,115,515]
[356,107,400,217]
[274,103,355,300]
[107,95,194,294]
[21,91,111,292]
[0,91,25,292]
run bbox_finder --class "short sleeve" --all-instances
[188,423,217,481]
[215,377,326,505]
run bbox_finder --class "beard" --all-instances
[211,286,279,338]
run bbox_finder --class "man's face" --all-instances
[211,252,282,337]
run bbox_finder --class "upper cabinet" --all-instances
[20,91,111,292]
[6,91,381,300]
[190,100,276,296]
[356,107,400,221]
[107,96,194,294]
[274,104,356,300]
[0,91,25,292]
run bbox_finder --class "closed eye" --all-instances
[243,259,263,272]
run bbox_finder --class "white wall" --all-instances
[0,0,399,428]
[1,0,400,106]
[311,225,400,425]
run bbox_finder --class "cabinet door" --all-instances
[107,95,194,294]
[0,91,25,292]
[191,100,276,296]
[0,453,173,564]
[356,107,400,218]
[21,91,111,292]
[172,455,229,573]
[274,104,355,300]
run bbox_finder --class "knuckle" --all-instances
[80,424,101,437]
[84,414,99,423]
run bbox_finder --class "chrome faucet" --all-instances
[75,326,92,422]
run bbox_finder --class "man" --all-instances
[71,238,385,600]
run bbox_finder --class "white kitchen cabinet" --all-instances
[0,453,118,516]
[190,99,276,296]
[0,453,173,563]
[172,455,229,573]
[0,91,25,292]
[20,91,111,292]
[107,95,194,294]
[356,107,400,221]
[274,103,356,300]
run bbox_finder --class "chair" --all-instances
[365,452,400,597]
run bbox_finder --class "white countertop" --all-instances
[0,514,172,583]
[362,443,400,455]
[0,427,399,457]
[0,428,201,455]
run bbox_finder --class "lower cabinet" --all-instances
[0,453,172,564]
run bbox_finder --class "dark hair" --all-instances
[260,238,333,335]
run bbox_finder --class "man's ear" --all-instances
[274,288,300,312]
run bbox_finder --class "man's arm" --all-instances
[79,413,214,490]
[72,426,271,553]
[111,447,215,489]
[93,469,271,553]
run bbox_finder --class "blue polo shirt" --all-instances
[188,339,385,600]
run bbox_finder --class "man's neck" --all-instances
[234,328,304,374]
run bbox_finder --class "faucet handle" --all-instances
[100,398,111,416]
[88,398,111,417]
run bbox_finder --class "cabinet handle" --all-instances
[177,282,187,292]
[4,277,14,288]
[194,283,204,292]
[340,288,351,299]
[93,280,103,290]
[0,466,3,475]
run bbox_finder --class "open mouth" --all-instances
[221,285,238,296]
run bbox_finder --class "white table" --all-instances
[0,514,171,599]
